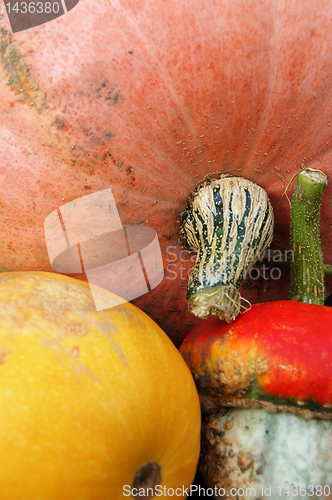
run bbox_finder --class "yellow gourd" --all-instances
[0,272,200,500]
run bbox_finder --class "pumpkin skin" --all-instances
[0,271,200,499]
[180,301,332,418]
[1,0,332,344]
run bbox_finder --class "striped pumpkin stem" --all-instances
[180,174,274,322]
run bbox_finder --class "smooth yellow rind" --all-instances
[0,272,200,499]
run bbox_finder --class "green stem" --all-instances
[288,168,327,304]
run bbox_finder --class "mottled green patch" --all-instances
[95,81,124,106]
[51,116,67,130]
[0,26,46,111]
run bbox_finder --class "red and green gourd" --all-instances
[180,169,332,498]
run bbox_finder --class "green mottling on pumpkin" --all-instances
[0,27,47,111]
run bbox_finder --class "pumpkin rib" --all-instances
[116,3,199,140]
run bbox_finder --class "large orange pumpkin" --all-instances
[0,271,200,499]
[1,0,332,344]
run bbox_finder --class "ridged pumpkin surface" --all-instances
[0,272,200,499]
